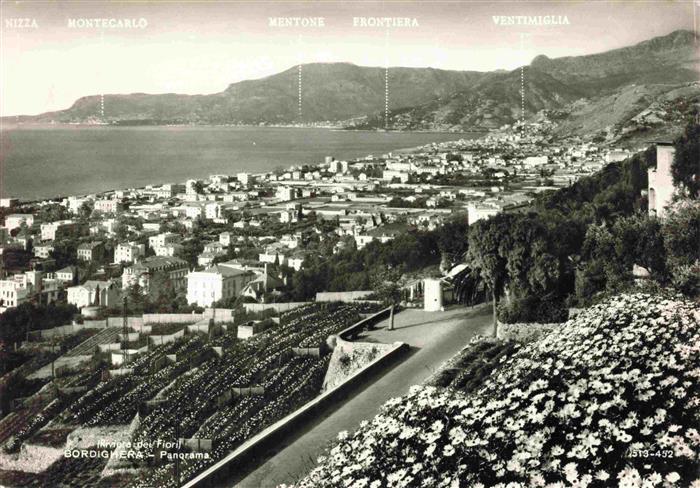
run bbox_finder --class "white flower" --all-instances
[665,472,681,483]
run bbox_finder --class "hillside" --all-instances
[367,30,699,134]
[8,30,699,139]
[17,64,484,125]
[293,292,700,487]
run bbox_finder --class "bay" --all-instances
[0,126,478,200]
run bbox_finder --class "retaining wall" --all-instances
[315,291,374,302]
[237,321,274,339]
[202,308,235,322]
[142,313,202,324]
[149,329,186,345]
[242,302,310,313]
[106,317,144,328]
[323,338,394,391]
[338,306,393,340]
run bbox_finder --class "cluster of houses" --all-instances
[0,120,674,316]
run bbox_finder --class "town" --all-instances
[0,118,634,316]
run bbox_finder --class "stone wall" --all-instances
[142,313,201,324]
[242,302,310,313]
[323,339,394,391]
[316,291,374,302]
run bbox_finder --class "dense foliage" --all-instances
[0,302,79,347]
[287,217,469,301]
[671,117,700,198]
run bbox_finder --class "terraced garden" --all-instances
[1,302,367,487]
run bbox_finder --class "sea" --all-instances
[0,126,479,201]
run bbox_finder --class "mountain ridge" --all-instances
[6,29,699,140]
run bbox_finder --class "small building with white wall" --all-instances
[648,142,676,218]
[424,278,443,312]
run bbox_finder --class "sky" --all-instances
[0,0,697,116]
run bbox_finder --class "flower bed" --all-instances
[292,293,700,488]
[427,338,521,391]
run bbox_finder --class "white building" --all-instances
[94,199,122,214]
[383,170,410,183]
[467,205,500,225]
[148,232,181,249]
[219,232,233,246]
[0,198,19,208]
[4,214,34,231]
[287,256,305,271]
[67,280,119,309]
[648,143,676,218]
[122,256,188,294]
[34,244,55,259]
[114,242,146,264]
[56,266,77,283]
[41,220,80,241]
[186,264,255,307]
[258,251,287,266]
[276,186,299,202]
[205,202,224,220]
[523,156,549,167]
[424,278,443,312]
[0,279,30,312]
[153,243,183,257]
[237,173,253,186]
[330,160,348,173]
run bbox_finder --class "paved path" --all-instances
[234,304,493,488]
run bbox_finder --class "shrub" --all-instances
[497,295,568,324]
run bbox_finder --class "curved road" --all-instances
[233,304,493,488]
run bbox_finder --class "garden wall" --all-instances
[202,308,235,322]
[142,313,201,324]
[182,340,409,488]
[37,321,108,339]
[337,306,393,340]
[323,338,394,391]
[237,321,274,339]
[149,329,186,345]
[316,291,373,302]
[106,317,144,328]
[242,302,310,313]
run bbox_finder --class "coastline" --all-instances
[5,127,486,204]
[1,122,484,135]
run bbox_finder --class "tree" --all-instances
[466,214,513,335]
[192,181,205,194]
[436,217,469,267]
[662,199,700,271]
[671,119,700,198]
[77,201,94,221]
